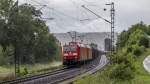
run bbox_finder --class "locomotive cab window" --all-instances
[63,46,77,53]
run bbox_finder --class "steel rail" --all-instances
[1,67,68,84]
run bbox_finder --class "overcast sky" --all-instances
[17,0,150,33]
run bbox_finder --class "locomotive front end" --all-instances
[63,45,79,66]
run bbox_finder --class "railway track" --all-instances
[1,66,91,84]
[1,54,107,84]
[1,67,68,84]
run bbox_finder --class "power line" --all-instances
[29,0,86,32]
[48,10,80,31]
[30,0,80,22]
[80,0,102,6]
[68,0,101,32]
[82,5,111,24]
[69,0,81,21]
[80,0,92,4]
[27,0,99,32]
[80,0,106,12]
[26,0,70,31]
[70,0,97,22]
[48,0,97,32]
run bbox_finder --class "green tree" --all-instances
[117,30,129,48]
[0,0,59,65]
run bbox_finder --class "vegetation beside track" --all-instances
[0,62,62,82]
[75,22,150,84]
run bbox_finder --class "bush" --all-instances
[139,37,149,48]
[111,55,126,64]
[110,48,135,80]
[132,45,144,56]
[110,63,134,80]
[110,48,127,64]
[127,46,132,53]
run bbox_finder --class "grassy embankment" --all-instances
[74,49,150,84]
[0,62,62,82]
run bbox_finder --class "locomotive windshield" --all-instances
[63,46,77,52]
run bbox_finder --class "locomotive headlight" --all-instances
[64,53,68,56]
[75,56,78,59]
[73,53,77,55]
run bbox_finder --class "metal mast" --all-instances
[14,0,20,78]
[106,2,115,52]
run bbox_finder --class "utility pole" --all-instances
[106,2,115,53]
[15,0,19,78]
[13,0,20,78]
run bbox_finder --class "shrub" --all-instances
[110,48,126,64]
[127,46,132,53]
[110,63,134,80]
[132,45,144,56]
[139,37,149,48]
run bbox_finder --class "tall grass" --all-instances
[0,62,62,82]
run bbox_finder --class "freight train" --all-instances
[62,42,99,66]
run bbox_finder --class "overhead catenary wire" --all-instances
[69,0,110,32]
[30,0,80,22]
[69,0,96,21]
[80,0,107,14]
[80,0,103,7]
[69,0,97,22]
[68,0,100,32]
[47,8,82,32]
[26,0,71,31]
[69,0,81,21]
[26,0,101,32]
[28,0,84,31]
[45,0,97,32]
[80,0,92,4]
[82,5,111,24]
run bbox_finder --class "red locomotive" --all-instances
[62,42,99,66]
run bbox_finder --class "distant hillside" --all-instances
[53,32,117,50]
